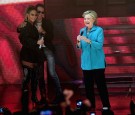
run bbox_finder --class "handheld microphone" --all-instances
[39,36,44,49]
[77,31,83,43]
[39,45,42,49]
[80,31,84,36]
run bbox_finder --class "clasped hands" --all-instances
[77,35,91,44]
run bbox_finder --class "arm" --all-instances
[91,28,104,49]
[42,19,54,42]
[17,21,27,33]
[79,28,104,49]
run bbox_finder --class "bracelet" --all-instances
[88,40,91,44]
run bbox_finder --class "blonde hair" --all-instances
[82,10,98,25]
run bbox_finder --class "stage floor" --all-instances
[0,84,134,115]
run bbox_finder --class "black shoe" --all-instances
[21,91,29,113]
[102,109,114,115]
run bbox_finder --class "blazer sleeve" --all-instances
[91,28,104,49]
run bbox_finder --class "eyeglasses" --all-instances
[37,11,44,14]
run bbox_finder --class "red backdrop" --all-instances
[0,0,43,84]
[0,0,135,84]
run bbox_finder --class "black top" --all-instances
[17,19,55,52]
[19,21,44,63]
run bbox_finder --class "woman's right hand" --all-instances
[19,21,27,28]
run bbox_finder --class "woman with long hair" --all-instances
[19,5,44,106]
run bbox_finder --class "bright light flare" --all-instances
[0,0,42,5]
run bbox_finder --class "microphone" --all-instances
[39,45,42,49]
[80,31,84,36]
[77,30,84,45]
[39,36,44,49]
[77,31,83,43]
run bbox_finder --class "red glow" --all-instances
[98,17,135,25]
[0,1,135,84]
[0,0,42,5]
[0,1,43,84]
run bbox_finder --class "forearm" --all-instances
[82,37,91,44]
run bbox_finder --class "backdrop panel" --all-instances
[0,0,43,84]
[0,1,135,84]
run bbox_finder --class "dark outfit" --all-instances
[19,21,44,103]
[37,19,62,103]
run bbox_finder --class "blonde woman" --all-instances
[77,10,114,114]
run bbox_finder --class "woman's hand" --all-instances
[37,38,44,45]
[77,35,91,46]
[81,36,91,44]
[19,21,27,28]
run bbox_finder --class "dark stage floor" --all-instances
[0,84,135,115]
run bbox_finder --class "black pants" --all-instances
[22,65,38,98]
[83,69,110,108]
[38,62,46,99]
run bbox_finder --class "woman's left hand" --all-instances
[81,36,91,44]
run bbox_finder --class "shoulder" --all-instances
[94,26,103,31]
[91,26,103,34]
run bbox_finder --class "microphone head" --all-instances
[80,31,84,36]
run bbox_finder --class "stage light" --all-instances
[40,110,53,115]
[90,112,96,115]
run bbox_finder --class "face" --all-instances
[84,14,95,29]
[37,6,45,21]
[27,10,37,23]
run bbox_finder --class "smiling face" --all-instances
[27,10,37,23]
[84,14,95,29]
